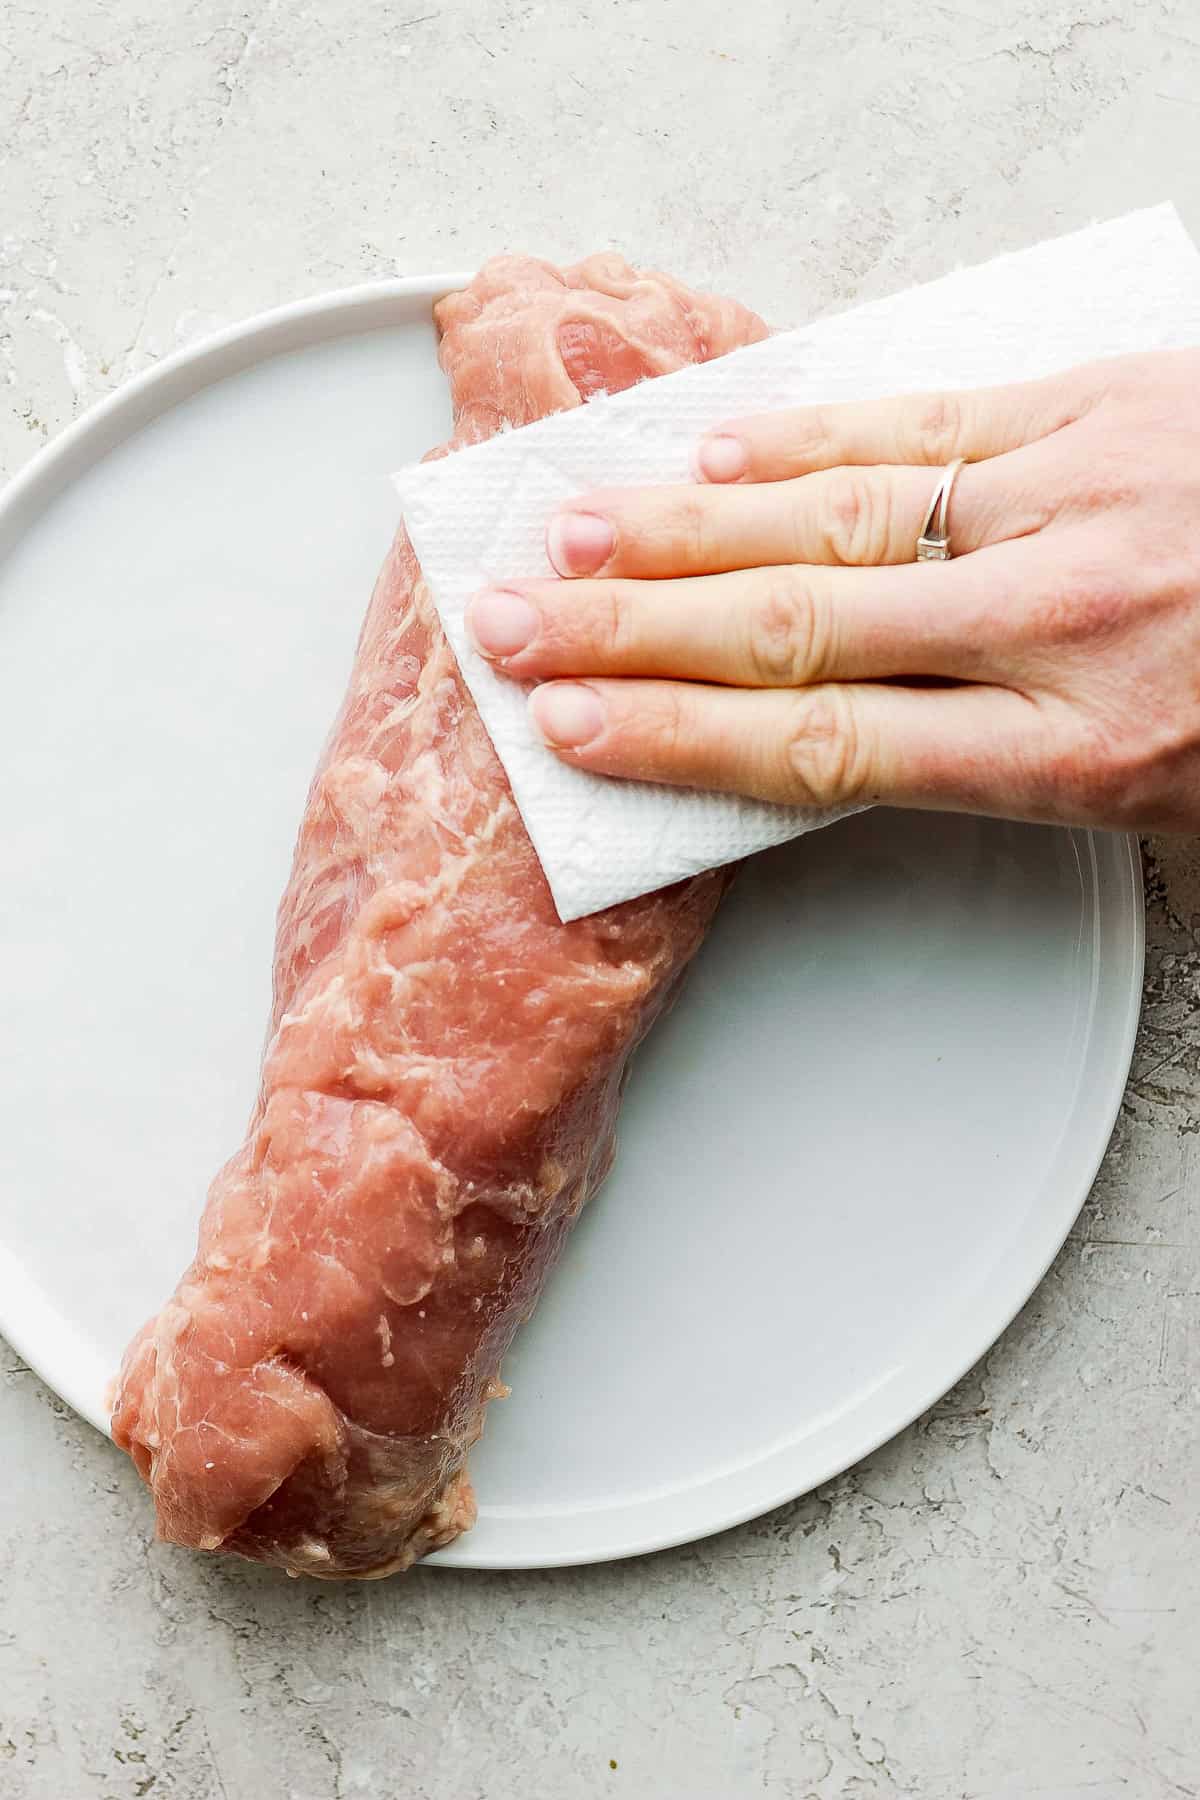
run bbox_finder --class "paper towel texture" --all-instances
[395,205,1200,920]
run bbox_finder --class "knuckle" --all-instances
[1054,360,1119,426]
[1036,703,1155,826]
[909,391,966,465]
[1048,731,1111,815]
[1064,445,1139,515]
[813,470,890,566]
[1031,555,1137,648]
[744,575,833,685]
[643,683,688,764]
[782,686,874,808]
[1083,352,1145,405]
[785,404,838,470]
[657,491,714,569]
[599,682,690,783]
[597,583,636,663]
[1070,707,1193,825]
[1053,719,1134,821]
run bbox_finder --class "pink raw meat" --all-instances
[111,254,768,1578]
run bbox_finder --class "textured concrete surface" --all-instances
[3,4,1200,1796]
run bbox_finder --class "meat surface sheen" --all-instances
[111,254,768,1578]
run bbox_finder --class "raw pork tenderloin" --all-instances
[111,255,767,1577]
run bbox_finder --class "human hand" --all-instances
[465,349,1200,831]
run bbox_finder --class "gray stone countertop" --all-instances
[2,4,1198,1796]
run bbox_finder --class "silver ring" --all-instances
[916,457,966,561]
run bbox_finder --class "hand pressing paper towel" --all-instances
[395,204,1200,922]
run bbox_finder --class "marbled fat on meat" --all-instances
[110,255,768,1578]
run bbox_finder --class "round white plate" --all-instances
[0,281,1143,1571]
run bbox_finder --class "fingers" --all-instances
[468,553,1015,689]
[526,676,1050,813]
[545,446,1049,580]
[692,367,1095,485]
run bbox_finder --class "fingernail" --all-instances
[693,433,748,483]
[546,510,615,576]
[467,588,540,659]
[529,683,606,748]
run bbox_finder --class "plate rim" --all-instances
[437,827,1145,1567]
[0,269,472,1438]
[0,271,473,546]
[0,282,1145,1572]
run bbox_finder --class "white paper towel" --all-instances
[394,204,1200,921]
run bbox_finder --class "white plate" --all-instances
[0,280,1143,1571]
